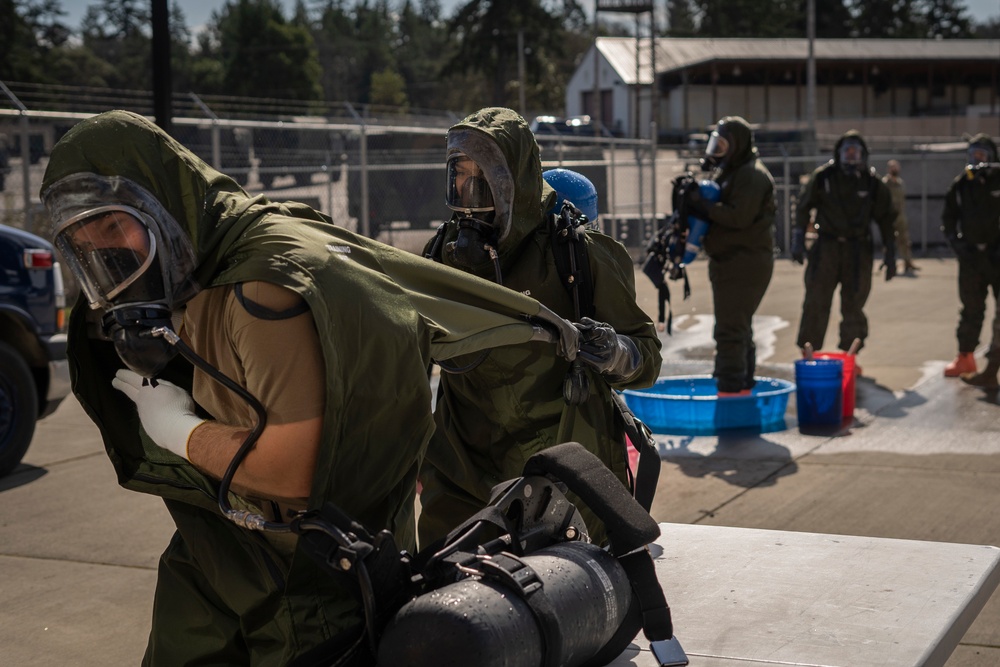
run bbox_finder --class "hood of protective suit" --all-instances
[714,116,757,174]
[833,130,869,168]
[41,110,557,543]
[441,108,556,276]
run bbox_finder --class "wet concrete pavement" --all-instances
[1,253,998,665]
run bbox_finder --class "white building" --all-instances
[566,37,1000,142]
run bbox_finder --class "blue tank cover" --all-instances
[543,168,599,222]
[682,180,721,265]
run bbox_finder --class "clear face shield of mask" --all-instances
[45,173,199,379]
[53,204,180,377]
[53,205,162,310]
[444,154,501,274]
[446,155,496,215]
[704,131,730,167]
[838,139,866,173]
[967,144,993,168]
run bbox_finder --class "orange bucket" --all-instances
[814,351,856,419]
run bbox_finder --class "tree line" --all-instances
[2,0,996,117]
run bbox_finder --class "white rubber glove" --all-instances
[112,368,206,461]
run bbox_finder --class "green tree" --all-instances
[446,0,573,109]
[370,67,409,108]
[311,0,393,104]
[187,29,227,93]
[80,0,153,88]
[1,0,44,82]
[353,0,396,104]
[790,0,852,38]
[21,0,71,48]
[1,0,79,84]
[214,0,322,101]
[973,16,1000,38]
[666,0,698,36]
[697,0,798,37]
[167,2,199,93]
[918,0,973,37]
[848,0,923,37]
[394,0,451,109]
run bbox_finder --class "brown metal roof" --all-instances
[598,37,1000,85]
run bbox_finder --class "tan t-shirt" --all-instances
[181,281,324,425]
[179,281,325,511]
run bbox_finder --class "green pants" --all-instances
[708,249,774,393]
[143,500,362,667]
[796,235,873,353]
[956,252,1000,359]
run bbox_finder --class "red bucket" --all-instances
[814,351,856,419]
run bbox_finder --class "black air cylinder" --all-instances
[376,541,633,667]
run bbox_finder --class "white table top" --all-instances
[610,523,1000,667]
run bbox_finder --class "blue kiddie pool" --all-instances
[623,375,795,435]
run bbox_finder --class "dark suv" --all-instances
[0,223,70,477]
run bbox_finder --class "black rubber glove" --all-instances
[790,227,806,264]
[574,317,641,382]
[881,243,897,281]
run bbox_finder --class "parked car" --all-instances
[530,115,614,139]
[0,223,70,478]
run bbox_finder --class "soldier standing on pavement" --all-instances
[790,130,897,359]
[941,134,1000,388]
[685,116,776,396]
[883,160,919,275]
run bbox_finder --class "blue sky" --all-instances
[55,0,1000,33]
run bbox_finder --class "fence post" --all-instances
[650,120,657,231]
[920,149,928,255]
[346,103,369,238]
[188,93,221,169]
[783,151,791,256]
[610,137,618,241]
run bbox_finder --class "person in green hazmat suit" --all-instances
[41,110,581,666]
[684,116,775,396]
[941,134,1000,387]
[417,107,661,547]
[791,130,897,356]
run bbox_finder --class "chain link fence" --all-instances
[0,82,970,260]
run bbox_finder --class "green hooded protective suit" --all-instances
[699,116,775,393]
[941,133,1000,358]
[794,130,896,353]
[41,110,570,666]
[419,108,661,546]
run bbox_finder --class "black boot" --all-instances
[962,360,1000,390]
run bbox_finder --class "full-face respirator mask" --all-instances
[45,174,198,379]
[441,127,515,282]
[444,153,499,272]
[838,137,867,175]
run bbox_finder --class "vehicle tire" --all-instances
[0,341,38,478]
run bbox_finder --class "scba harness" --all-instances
[289,442,678,667]
[642,173,704,334]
